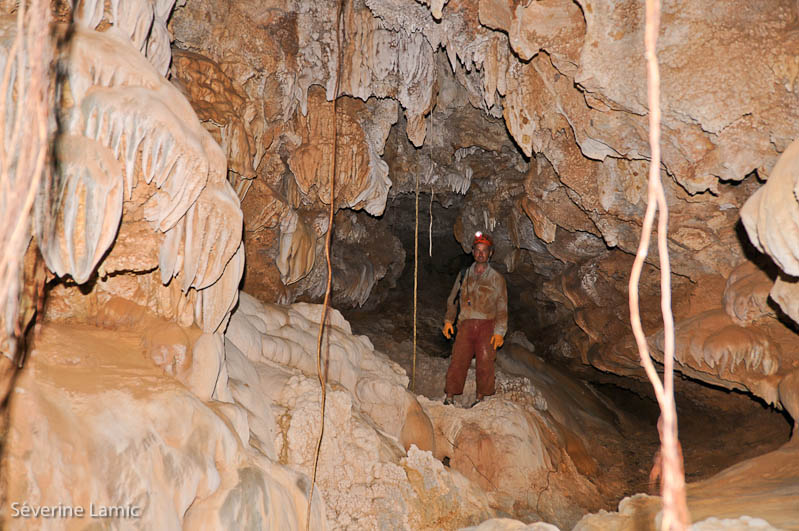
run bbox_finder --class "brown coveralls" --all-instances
[444,263,508,397]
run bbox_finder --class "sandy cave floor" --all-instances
[343,266,793,521]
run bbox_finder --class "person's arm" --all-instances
[493,273,508,338]
[444,271,463,326]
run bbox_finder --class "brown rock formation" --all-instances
[4,0,799,528]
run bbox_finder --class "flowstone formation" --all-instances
[4,321,321,529]
[741,138,799,427]
[224,293,620,530]
[225,293,490,529]
[172,0,799,526]
[7,287,624,529]
[39,14,244,335]
[0,1,319,528]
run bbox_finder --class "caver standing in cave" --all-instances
[441,231,508,407]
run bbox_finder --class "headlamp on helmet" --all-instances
[473,231,493,247]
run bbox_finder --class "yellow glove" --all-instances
[442,322,454,339]
[490,334,504,350]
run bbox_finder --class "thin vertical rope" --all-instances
[428,184,433,257]
[306,0,343,528]
[628,0,689,528]
[428,110,435,258]
[412,168,419,392]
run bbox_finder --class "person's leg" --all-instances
[474,319,496,399]
[445,320,476,399]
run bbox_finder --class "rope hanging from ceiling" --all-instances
[629,0,689,528]
[306,0,344,527]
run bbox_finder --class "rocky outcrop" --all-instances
[2,322,323,530]
[422,392,603,529]
[35,21,243,333]
[224,292,501,529]
[0,5,52,362]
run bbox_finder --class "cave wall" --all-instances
[1,0,796,412]
[165,0,799,419]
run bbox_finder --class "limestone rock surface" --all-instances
[166,0,795,398]
[224,292,501,529]
[574,443,799,530]
[742,138,799,329]
[8,0,799,527]
[32,20,244,334]
[2,322,323,530]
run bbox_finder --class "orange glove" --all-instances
[442,322,454,339]
[490,334,504,350]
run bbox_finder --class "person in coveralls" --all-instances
[441,231,507,407]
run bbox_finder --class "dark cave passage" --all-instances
[592,380,791,492]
